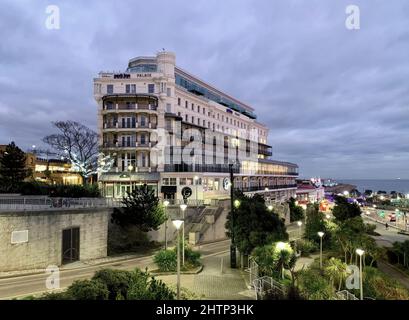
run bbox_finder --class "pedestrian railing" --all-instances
[0,197,123,211]
[253,276,286,300]
[335,290,359,300]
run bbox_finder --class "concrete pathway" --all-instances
[157,250,255,300]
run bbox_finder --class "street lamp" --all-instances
[356,248,365,300]
[343,191,349,197]
[229,163,237,268]
[180,204,187,266]
[194,175,199,213]
[172,219,184,300]
[163,200,169,250]
[267,205,273,211]
[318,232,325,269]
[234,199,240,209]
[127,164,134,172]
[297,221,302,239]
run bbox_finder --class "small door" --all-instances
[62,227,80,264]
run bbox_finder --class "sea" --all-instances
[338,179,409,194]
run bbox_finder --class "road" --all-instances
[0,240,231,300]
[363,215,409,247]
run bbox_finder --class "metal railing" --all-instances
[0,197,122,212]
[335,290,359,300]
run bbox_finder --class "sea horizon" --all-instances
[337,179,409,194]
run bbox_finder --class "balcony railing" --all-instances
[103,122,157,129]
[164,163,240,173]
[236,184,297,192]
[103,141,157,148]
[104,104,158,111]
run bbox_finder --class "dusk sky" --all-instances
[1,0,408,179]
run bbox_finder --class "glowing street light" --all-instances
[267,205,273,211]
[180,204,187,265]
[234,199,241,208]
[356,248,365,300]
[163,200,170,250]
[172,219,184,300]
[318,232,325,269]
[127,164,134,172]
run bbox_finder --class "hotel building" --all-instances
[93,51,298,203]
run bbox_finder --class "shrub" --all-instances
[296,239,318,256]
[361,267,409,300]
[92,269,133,300]
[66,279,109,300]
[38,291,73,300]
[18,182,101,197]
[127,269,175,300]
[154,249,177,272]
[297,269,335,300]
[184,246,201,267]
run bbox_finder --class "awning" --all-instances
[161,186,177,193]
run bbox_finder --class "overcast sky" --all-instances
[1,0,408,179]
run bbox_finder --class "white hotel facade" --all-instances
[93,51,298,203]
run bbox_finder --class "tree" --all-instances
[111,184,166,232]
[0,142,30,192]
[42,121,113,183]
[332,196,361,221]
[66,279,109,300]
[324,257,348,291]
[304,203,327,245]
[226,191,288,255]
[288,197,305,222]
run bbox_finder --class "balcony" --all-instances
[102,104,158,113]
[236,184,297,192]
[103,122,157,130]
[102,141,157,149]
[164,163,240,173]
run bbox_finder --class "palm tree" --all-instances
[324,257,348,291]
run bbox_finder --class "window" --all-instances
[192,116,194,123]
[197,105,200,113]
[197,118,200,125]
[185,114,188,121]
[178,97,181,106]
[167,88,171,97]
[191,103,194,110]
[203,108,205,115]
[106,101,114,110]
[185,101,188,108]
[107,84,113,94]
[148,84,155,94]
[126,84,136,93]
[166,103,171,112]
[169,178,177,185]
[180,178,187,185]
[162,178,169,185]
[178,112,181,117]
[208,121,210,128]
[203,120,206,126]
[140,134,146,145]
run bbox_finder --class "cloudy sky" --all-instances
[0,0,408,179]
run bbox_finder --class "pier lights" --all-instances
[179,204,187,265]
[318,232,325,269]
[356,249,365,300]
[172,219,184,300]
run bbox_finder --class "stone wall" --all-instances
[0,208,109,272]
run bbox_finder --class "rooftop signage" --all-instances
[114,73,130,79]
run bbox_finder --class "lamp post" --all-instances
[172,219,184,300]
[297,221,302,239]
[356,248,365,300]
[180,203,187,266]
[194,175,199,212]
[318,232,324,269]
[229,163,237,268]
[163,200,169,250]
[267,205,273,212]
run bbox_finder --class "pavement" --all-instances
[0,239,255,300]
[363,215,409,247]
